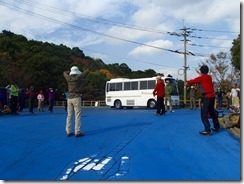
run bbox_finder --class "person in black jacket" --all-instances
[63,66,89,137]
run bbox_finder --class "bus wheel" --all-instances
[148,99,156,109]
[114,100,123,109]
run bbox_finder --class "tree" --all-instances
[177,79,184,100]
[230,34,240,71]
[197,51,237,90]
[1,30,180,101]
[118,63,132,77]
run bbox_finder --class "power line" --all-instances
[0,0,236,60]
[188,35,234,41]
[82,48,179,69]
[187,43,231,49]
[12,0,174,36]
[189,27,239,34]
[1,22,179,70]
[0,0,187,56]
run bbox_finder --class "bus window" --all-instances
[148,80,155,89]
[140,81,147,90]
[110,82,122,91]
[140,80,155,90]
[131,81,138,90]
[108,82,122,91]
[124,82,130,90]
[116,83,122,91]
[109,83,116,91]
[124,81,138,90]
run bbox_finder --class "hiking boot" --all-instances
[199,130,211,136]
[67,132,74,137]
[75,132,85,137]
[211,128,220,132]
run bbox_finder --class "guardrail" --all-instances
[54,100,107,107]
[54,99,229,109]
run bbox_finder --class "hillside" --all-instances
[0,30,165,100]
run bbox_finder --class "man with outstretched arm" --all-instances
[186,65,220,136]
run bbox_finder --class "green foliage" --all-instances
[230,34,240,71]
[177,79,184,100]
[0,30,164,100]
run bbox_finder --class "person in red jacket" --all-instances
[153,76,166,116]
[186,65,220,135]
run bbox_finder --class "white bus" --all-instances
[105,76,180,109]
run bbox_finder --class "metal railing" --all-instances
[54,99,229,109]
[54,100,107,107]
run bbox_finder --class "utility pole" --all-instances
[180,21,193,107]
[183,26,187,108]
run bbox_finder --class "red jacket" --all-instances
[187,74,215,98]
[153,80,165,97]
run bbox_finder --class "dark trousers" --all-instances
[49,99,54,112]
[156,96,165,115]
[10,95,18,114]
[201,97,220,132]
[217,97,223,109]
[28,98,34,113]
[64,100,67,111]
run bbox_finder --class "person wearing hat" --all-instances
[37,90,45,112]
[47,88,56,112]
[186,65,220,136]
[189,85,197,110]
[26,85,36,114]
[9,82,19,115]
[153,76,166,116]
[231,83,240,109]
[215,87,225,109]
[63,66,89,137]
[164,80,173,112]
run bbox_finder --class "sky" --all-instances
[0,0,240,80]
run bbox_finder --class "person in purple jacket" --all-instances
[48,88,55,112]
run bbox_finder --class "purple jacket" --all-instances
[48,90,55,100]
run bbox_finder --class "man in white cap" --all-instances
[63,66,89,137]
[153,76,166,115]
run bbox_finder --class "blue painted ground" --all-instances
[0,106,240,181]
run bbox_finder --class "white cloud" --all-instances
[66,0,127,19]
[129,39,173,56]
[0,0,240,73]
[211,35,233,49]
[131,3,164,27]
